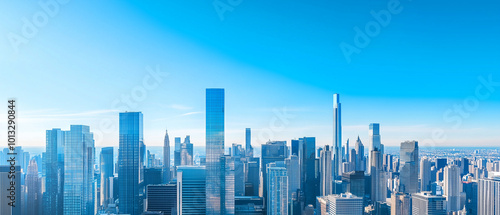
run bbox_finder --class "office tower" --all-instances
[181,135,194,166]
[163,130,171,183]
[245,158,260,196]
[412,192,446,215]
[316,193,363,215]
[262,141,287,201]
[64,125,95,215]
[44,128,65,215]
[444,165,462,212]
[174,137,181,167]
[144,168,163,189]
[118,112,144,215]
[266,162,288,215]
[368,123,381,174]
[399,141,419,194]
[232,143,245,157]
[145,184,177,215]
[100,147,114,208]
[345,139,350,163]
[0,166,21,215]
[320,145,333,196]
[463,181,477,215]
[233,156,245,196]
[371,149,386,203]
[333,94,342,179]
[205,88,233,215]
[26,159,41,215]
[391,192,411,215]
[354,137,365,172]
[342,171,365,199]
[235,196,265,214]
[245,128,253,158]
[177,166,206,214]
[300,137,319,206]
[291,139,299,156]
[286,155,301,200]
[420,157,432,192]
[436,158,447,171]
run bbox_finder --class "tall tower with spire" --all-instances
[333,93,342,179]
[163,129,171,183]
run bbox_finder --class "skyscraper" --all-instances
[63,125,95,215]
[181,135,194,166]
[262,141,287,202]
[286,155,300,200]
[420,157,432,192]
[44,128,65,215]
[300,137,319,207]
[26,159,41,215]
[266,162,288,215]
[100,147,114,208]
[178,166,207,215]
[206,88,231,215]
[368,123,382,174]
[118,112,144,215]
[478,176,500,215]
[245,128,253,158]
[320,145,333,196]
[145,183,177,215]
[0,166,21,215]
[444,165,462,212]
[399,141,419,194]
[333,94,342,179]
[391,192,411,215]
[370,149,386,203]
[354,137,365,172]
[163,130,171,183]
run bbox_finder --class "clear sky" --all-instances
[1,0,499,149]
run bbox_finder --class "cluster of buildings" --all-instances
[0,89,499,215]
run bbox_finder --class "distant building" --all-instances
[391,192,411,215]
[399,141,419,194]
[26,159,41,215]
[444,165,462,212]
[320,145,333,196]
[0,166,21,215]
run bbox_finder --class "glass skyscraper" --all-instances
[44,128,65,215]
[63,125,95,215]
[100,147,114,208]
[266,162,288,215]
[205,88,230,215]
[399,141,419,194]
[118,112,144,215]
[245,128,253,157]
[333,94,342,179]
[178,166,207,215]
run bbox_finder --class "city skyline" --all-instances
[1,1,500,148]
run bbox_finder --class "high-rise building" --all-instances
[177,166,206,215]
[291,139,299,157]
[368,123,382,174]
[370,149,386,203]
[300,137,319,207]
[266,162,288,215]
[44,128,65,215]
[286,155,300,201]
[391,192,411,215]
[444,165,462,212]
[174,137,181,167]
[63,125,95,215]
[245,128,253,158]
[412,192,446,215]
[333,94,342,179]
[463,181,477,215]
[354,137,365,172]
[342,171,365,199]
[100,147,114,208]
[420,157,432,192]
[262,140,287,201]
[399,141,419,194]
[146,184,177,215]
[118,112,145,215]
[205,88,233,215]
[181,135,194,166]
[163,130,171,183]
[317,193,363,215]
[26,159,41,215]
[245,157,260,197]
[0,166,21,215]
[320,145,333,196]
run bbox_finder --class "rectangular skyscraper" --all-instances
[333,94,342,179]
[63,125,95,215]
[44,128,65,215]
[320,145,333,196]
[245,128,253,157]
[100,147,114,208]
[178,166,207,214]
[266,162,288,215]
[118,112,144,215]
[399,141,419,194]
[205,88,233,215]
[368,123,381,174]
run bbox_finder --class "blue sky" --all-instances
[1,0,499,148]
